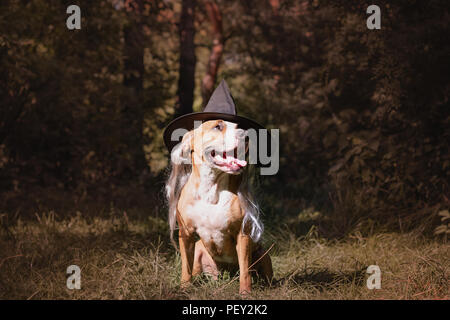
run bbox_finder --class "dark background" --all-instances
[1,0,449,238]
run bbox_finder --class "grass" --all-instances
[0,209,448,300]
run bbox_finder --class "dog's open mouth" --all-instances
[208,147,247,171]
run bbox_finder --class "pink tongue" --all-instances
[234,158,247,167]
[223,156,247,168]
[216,154,247,168]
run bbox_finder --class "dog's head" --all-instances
[171,120,248,175]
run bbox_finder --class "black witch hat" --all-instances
[163,80,266,152]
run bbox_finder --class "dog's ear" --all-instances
[170,130,194,165]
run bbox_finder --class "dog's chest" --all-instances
[184,191,237,248]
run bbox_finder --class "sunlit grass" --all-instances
[0,210,448,300]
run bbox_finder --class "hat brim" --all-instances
[163,112,266,152]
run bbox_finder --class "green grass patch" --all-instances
[0,210,448,299]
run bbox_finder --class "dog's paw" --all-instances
[180,280,193,290]
[239,287,251,295]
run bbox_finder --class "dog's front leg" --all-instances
[178,223,195,288]
[236,232,252,294]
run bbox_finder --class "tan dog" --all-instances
[166,119,273,294]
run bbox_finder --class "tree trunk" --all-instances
[123,0,147,175]
[201,0,224,108]
[124,0,144,92]
[176,0,197,116]
[269,0,280,16]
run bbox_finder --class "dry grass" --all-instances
[0,209,448,300]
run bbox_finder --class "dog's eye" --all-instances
[214,122,224,131]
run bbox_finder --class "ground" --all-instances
[0,209,448,300]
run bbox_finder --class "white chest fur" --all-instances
[184,190,233,248]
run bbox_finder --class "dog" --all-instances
[165,119,273,294]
